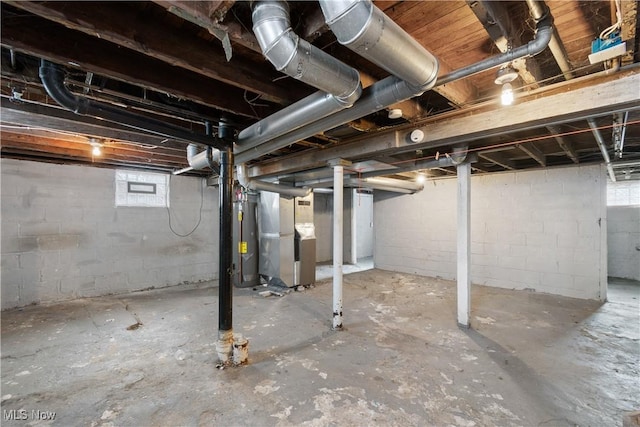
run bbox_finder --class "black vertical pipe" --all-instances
[218,121,234,334]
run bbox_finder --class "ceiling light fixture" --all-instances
[89,138,103,156]
[388,108,403,119]
[495,65,518,106]
[416,173,426,184]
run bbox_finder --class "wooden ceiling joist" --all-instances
[1,100,187,149]
[479,151,516,170]
[516,143,547,167]
[2,1,296,106]
[250,70,640,178]
[0,12,263,119]
[153,0,261,54]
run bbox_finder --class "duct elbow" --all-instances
[236,164,312,198]
[39,60,88,115]
[187,144,220,171]
[252,1,361,101]
[334,83,363,108]
[528,14,554,57]
[252,2,297,72]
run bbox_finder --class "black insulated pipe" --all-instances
[218,144,234,334]
[38,60,227,149]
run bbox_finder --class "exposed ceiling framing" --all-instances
[1,0,639,182]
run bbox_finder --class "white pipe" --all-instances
[456,162,471,327]
[333,164,344,330]
[587,119,616,182]
[172,166,194,175]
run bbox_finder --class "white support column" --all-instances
[330,159,350,330]
[457,162,471,327]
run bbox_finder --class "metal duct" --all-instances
[525,0,573,81]
[359,147,470,179]
[347,177,424,194]
[38,60,225,149]
[237,164,311,198]
[187,144,220,171]
[236,7,553,165]
[587,119,616,182]
[237,1,362,151]
[319,0,438,91]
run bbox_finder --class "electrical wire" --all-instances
[600,0,622,39]
[166,174,205,237]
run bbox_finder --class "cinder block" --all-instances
[484,243,511,256]
[540,272,574,290]
[1,253,20,269]
[34,280,62,300]
[498,255,527,270]
[61,276,96,297]
[1,282,21,309]
[558,234,595,250]
[473,254,498,267]
[19,221,61,237]
[525,233,557,248]
[571,276,600,299]
[94,273,127,293]
[37,234,79,251]
[543,220,578,235]
[2,236,38,254]
[526,252,558,273]
[46,205,83,223]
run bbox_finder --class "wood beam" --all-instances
[435,59,479,107]
[547,125,580,164]
[0,12,263,119]
[249,70,640,177]
[4,1,296,105]
[471,165,489,173]
[621,0,638,65]
[478,151,515,170]
[153,0,261,54]
[0,135,188,170]
[1,99,185,149]
[301,6,330,42]
[516,143,547,167]
[0,128,184,156]
[467,0,541,86]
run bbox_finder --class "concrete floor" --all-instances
[1,271,638,426]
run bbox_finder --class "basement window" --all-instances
[607,180,640,206]
[115,170,169,207]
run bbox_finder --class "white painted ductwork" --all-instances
[237,163,311,198]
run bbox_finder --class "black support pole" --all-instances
[216,119,235,364]
[218,148,234,334]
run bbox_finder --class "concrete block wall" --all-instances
[314,193,333,263]
[1,158,218,309]
[314,192,355,263]
[374,165,607,300]
[607,206,640,280]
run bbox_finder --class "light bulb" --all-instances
[416,173,426,184]
[501,82,514,106]
[92,145,102,156]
